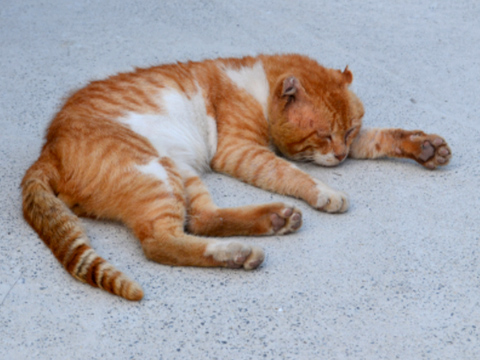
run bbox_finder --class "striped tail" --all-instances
[21,154,144,301]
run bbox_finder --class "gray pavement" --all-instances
[1,1,479,359]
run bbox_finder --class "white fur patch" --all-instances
[313,152,340,166]
[119,87,217,175]
[136,160,169,182]
[224,61,270,118]
[204,241,249,262]
[136,159,172,192]
[204,241,265,270]
[314,179,349,212]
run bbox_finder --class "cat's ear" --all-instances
[282,76,301,97]
[342,66,353,84]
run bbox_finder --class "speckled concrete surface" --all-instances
[1,1,479,359]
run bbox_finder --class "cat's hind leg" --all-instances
[184,175,302,237]
[123,158,264,270]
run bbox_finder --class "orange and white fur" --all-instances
[22,54,451,300]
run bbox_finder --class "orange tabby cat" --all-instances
[22,54,451,301]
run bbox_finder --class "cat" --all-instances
[21,54,451,301]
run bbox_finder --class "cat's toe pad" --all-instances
[408,134,451,169]
[270,206,302,235]
[419,140,435,161]
[424,139,451,169]
[205,242,265,270]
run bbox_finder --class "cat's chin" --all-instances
[317,161,341,167]
[313,153,342,167]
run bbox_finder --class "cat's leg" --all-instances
[349,128,451,169]
[211,140,348,213]
[184,175,302,237]
[123,158,264,270]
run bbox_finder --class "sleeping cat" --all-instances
[21,54,451,301]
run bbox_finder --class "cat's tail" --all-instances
[21,152,144,301]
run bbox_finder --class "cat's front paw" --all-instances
[404,133,451,169]
[205,242,265,270]
[314,182,349,213]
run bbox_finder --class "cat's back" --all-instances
[47,60,226,174]
[44,55,278,174]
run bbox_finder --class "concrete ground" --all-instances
[1,1,479,359]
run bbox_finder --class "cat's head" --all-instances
[268,66,364,166]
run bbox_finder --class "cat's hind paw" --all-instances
[205,242,265,270]
[269,206,302,235]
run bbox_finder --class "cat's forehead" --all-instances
[315,97,350,125]
[315,90,352,123]
[290,97,350,134]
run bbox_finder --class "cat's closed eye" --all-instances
[317,133,332,142]
[344,127,356,141]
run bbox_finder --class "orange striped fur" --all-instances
[22,54,451,300]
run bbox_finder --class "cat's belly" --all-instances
[118,87,217,174]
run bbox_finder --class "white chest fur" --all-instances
[119,88,217,174]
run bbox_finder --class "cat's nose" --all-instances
[334,153,347,161]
